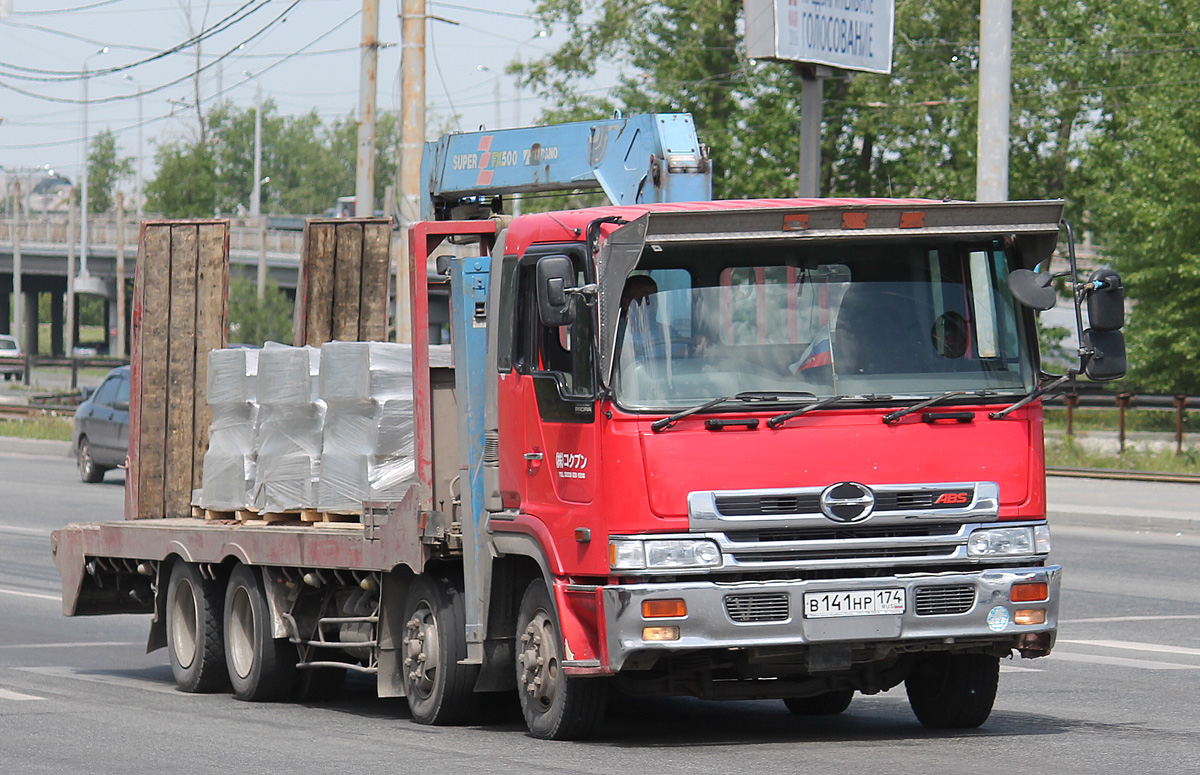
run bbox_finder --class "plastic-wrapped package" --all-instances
[317,341,418,513]
[253,344,325,512]
[197,348,259,510]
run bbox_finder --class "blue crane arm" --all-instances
[420,113,712,219]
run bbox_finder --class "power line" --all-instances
[0,0,268,82]
[8,0,128,14]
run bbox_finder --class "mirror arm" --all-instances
[1061,218,1088,373]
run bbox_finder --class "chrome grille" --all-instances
[914,584,976,615]
[724,593,791,623]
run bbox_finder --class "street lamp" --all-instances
[123,74,144,217]
[476,65,501,129]
[76,46,108,297]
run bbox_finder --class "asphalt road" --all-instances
[1,451,1197,774]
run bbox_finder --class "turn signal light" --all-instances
[1014,608,1047,626]
[1010,582,1049,602]
[642,626,680,641]
[642,599,687,619]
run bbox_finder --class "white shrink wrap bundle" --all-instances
[317,341,417,513]
[197,348,259,510]
[253,343,325,512]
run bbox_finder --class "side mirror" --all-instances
[1086,268,1125,331]
[1083,329,1127,382]
[536,255,576,327]
[1008,269,1057,311]
[114,400,130,412]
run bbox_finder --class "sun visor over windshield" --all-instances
[597,214,651,387]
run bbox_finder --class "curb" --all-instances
[1,437,73,458]
[1049,508,1200,536]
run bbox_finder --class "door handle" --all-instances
[523,452,544,460]
[524,451,543,476]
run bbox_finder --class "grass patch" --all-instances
[0,416,74,442]
[1044,407,1194,434]
[1046,438,1200,475]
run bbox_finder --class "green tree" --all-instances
[227,275,294,346]
[87,129,134,214]
[1085,3,1200,392]
[147,140,217,217]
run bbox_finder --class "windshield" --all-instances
[612,241,1036,409]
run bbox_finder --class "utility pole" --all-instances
[977,0,1012,202]
[66,188,77,356]
[11,181,22,351]
[124,74,145,217]
[251,80,266,300]
[356,0,380,217]
[397,0,425,345]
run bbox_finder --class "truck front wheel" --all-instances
[515,580,608,740]
[905,652,999,729]
[166,561,229,693]
[223,564,297,701]
[400,575,478,724]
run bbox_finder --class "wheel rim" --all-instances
[228,585,256,680]
[519,610,559,712]
[403,601,438,699]
[169,577,198,670]
[78,443,92,478]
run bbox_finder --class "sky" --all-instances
[0,0,584,197]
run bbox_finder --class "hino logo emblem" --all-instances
[820,482,876,523]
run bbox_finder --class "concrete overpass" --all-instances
[0,216,305,357]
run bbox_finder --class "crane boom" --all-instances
[420,113,711,219]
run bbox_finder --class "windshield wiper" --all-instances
[650,391,814,433]
[767,393,896,429]
[988,374,1073,420]
[882,390,995,425]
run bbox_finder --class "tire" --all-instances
[784,690,854,715]
[515,579,608,740]
[165,562,229,693]
[400,575,479,725]
[905,653,999,729]
[223,564,297,701]
[77,437,106,484]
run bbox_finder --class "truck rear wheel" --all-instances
[905,652,999,729]
[515,579,607,740]
[166,562,229,693]
[400,575,478,725]
[784,690,854,715]
[223,564,297,701]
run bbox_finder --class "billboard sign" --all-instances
[744,0,894,74]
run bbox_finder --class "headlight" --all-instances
[610,538,722,570]
[967,526,1041,557]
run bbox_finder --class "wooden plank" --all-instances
[293,220,313,346]
[330,223,363,342]
[164,225,199,518]
[125,222,149,520]
[135,224,172,519]
[192,223,228,493]
[304,223,336,346]
[359,220,392,341]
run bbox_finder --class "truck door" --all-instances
[498,249,599,523]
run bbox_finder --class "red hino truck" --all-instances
[51,114,1127,739]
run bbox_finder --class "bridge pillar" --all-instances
[23,290,39,355]
[1,278,10,336]
[51,288,65,357]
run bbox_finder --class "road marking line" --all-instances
[0,641,139,650]
[1059,639,1200,658]
[1000,664,1042,673]
[1047,502,1198,521]
[14,666,185,696]
[1049,652,1197,670]
[0,688,45,701]
[0,587,60,602]
[1066,615,1200,624]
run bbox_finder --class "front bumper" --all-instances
[600,565,1059,672]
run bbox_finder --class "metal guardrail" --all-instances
[1043,390,1199,454]
[0,354,128,389]
[0,215,305,255]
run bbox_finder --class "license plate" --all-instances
[803,589,906,619]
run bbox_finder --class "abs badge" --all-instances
[819,482,875,523]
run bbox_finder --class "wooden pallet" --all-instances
[300,509,362,525]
